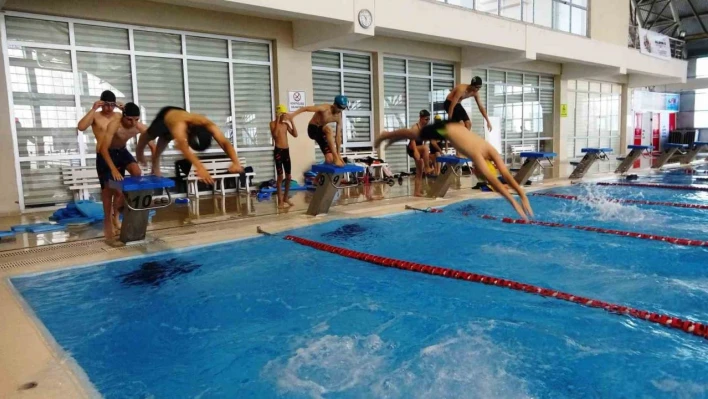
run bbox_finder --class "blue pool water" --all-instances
[11,176,708,398]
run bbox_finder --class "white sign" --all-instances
[639,28,671,60]
[288,91,306,112]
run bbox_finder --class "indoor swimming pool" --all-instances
[10,174,708,398]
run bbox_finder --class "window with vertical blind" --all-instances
[467,69,555,164]
[566,80,621,158]
[382,56,455,173]
[311,50,373,162]
[2,13,274,208]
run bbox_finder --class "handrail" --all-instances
[628,25,686,60]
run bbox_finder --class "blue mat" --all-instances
[27,224,66,233]
[58,217,95,226]
[12,223,51,232]
[74,201,105,221]
[0,230,15,239]
[311,163,365,174]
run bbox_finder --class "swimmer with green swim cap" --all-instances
[375,121,533,220]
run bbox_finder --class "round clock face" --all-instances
[358,9,373,29]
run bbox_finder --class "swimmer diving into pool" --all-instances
[445,76,493,132]
[286,95,348,167]
[136,107,244,185]
[375,121,534,220]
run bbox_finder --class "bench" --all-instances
[342,150,389,181]
[183,158,255,198]
[63,167,101,201]
[510,144,536,169]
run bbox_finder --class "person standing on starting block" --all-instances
[136,107,244,185]
[375,121,533,220]
[407,110,433,196]
[444,76,492,132]
[286,95,348,167]
[97,102,151,239]
[271,104,297,208]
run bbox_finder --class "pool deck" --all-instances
[0,170,638,398]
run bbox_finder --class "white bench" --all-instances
[63,166,101,200]
[510,144,537,169]
[343,150,389,181]
[183,158,256,198]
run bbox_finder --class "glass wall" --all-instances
[436,0,588,36]
[695,89,708,128]
[311,50,373,161]
[3,13,274,208]
[468,68,555,163]
[566,80,622,158]
[382,57,455,173]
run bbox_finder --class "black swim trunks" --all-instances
[419,121,450,142]
[443,99,470,123]
[274,147,291,175]
[96,147,137,189]
[429,142,441,154]
[308,124,332,155]
[147,106,185,141]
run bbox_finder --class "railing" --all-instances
[628,25,686,60]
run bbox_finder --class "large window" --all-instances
[311,50,373,161]
[695,89,708,128]
[382,57,455,173]
[3,13,274,208]
[436,0,587,36]
[468,69,555,163]
[566,80,622,158]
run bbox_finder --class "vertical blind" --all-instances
[382,57,455,173]
[566,80,621,159]
[3,14,274,207]
[468,68,555,164]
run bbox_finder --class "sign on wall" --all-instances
[288,91,306,112]
[665,94,679,112]
[560,104,568,118]
[638,28,671,60]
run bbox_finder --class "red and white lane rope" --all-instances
[479,214,708,248]
[284,235,708,341]
[532,192,708,210]
[597,182,708,192]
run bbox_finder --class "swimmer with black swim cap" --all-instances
[136,107,243,185]
[445,76,492,132]
[375,121,533,220]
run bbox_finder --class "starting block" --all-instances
[615,145,653,174]
[428,156,469,198]
[109,176,174,244]
[652,143,688,169]
[514,152,556,185]
[569,148,612,179]
[681,142,708,165]
[307,163,365,216]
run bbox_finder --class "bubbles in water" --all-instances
[323,223,368,240]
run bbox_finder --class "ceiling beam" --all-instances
[646,0,672,30]
[685,0,708,35]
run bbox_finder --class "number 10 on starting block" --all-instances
[109,176,175,244]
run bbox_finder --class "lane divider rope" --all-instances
[532,192,708,210]
[597,182,708,192]
[479,214,708,248]
[284,235,708,341]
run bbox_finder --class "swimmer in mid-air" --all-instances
[286,95,348,167]
[375,120,533,220]
[445,76,492,132]
[136,107,244,185]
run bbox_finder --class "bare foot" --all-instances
[334,158,346,167]
[286,199,294,207]
[278,203,285,209]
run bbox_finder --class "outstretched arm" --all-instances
[374,128,419,149]
[474,92,492,132]
[468,151,529,221]
[207,122,243,173]
[287,105,325,120]
[489,150,533,218]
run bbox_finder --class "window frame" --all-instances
[2,11,274,209]
[566,79,622,158]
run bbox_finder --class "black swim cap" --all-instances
[123,102,140,117]
[419,109,431,117]
[100,90,116,102]
[471,76,483,87]
[188,125,213,152]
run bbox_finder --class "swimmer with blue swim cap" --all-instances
[136,107,244,185]
[286,95,348,167]
[375,122,533,220]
